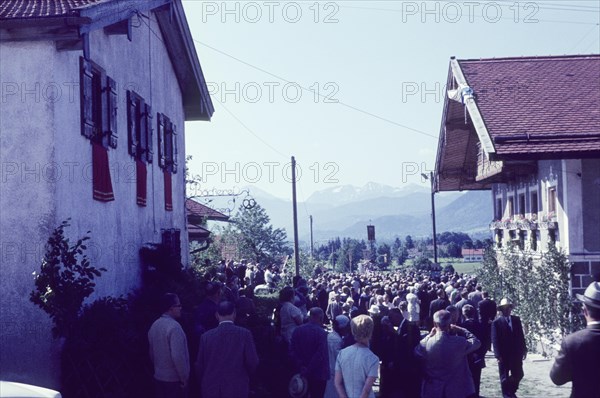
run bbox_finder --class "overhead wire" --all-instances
[337,2,599,25]
[195,40,439,140]
[581,37,600,53]
[138,12,295,159]
[569,23,600,52]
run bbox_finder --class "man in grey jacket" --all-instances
[196,300,259,398]
[148,293,190,398]
[415,309,481,398]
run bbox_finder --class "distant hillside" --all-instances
[204,183,493,243]
[306,182,430,204]
[340,190,492,240]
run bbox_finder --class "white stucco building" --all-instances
[0,0,213,388]
[434,55,600,297]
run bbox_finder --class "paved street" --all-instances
[479,353,571,398]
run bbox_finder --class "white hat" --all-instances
[577,282,600,309]
[368,304,380,315]
[498,298,513,308]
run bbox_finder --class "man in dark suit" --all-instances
[428,289,450,329]
[492,298,527,398]
[478,291,497,351]
[478,291,497,325]
[289,307,329,398]
[388,308,422,398]
[550,281,600,398]
[461,304,488,398]
[195,301,259,398]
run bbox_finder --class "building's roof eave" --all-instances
[448,57,495,155]
[0,0,214,121]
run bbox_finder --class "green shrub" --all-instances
[254,293,279,323]
[30,219,106,338]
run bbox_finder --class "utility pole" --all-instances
[349,252,353,273]
[291,156,300,277]
[430,171,438,264]
[310,215,314,260]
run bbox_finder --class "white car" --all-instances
[0,381,61,398]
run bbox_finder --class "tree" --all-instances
[437,232,472,247]
[462,240,474,249]
[332,238,366,272]
[446,242,462,258]
[413,255,432,271]
[376,243,391,269]
[405,235,415,250]
[232,203,291,265]
[397,246,409,266]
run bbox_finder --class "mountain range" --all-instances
[212,182,494,244]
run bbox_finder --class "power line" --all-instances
[141,12,439,141]
[138,12,294,157]
[569,23,600,52]
[581,36,600,53]
[195,40,438,139]
[212,97,289,159]
[493,0,600,11]
[337,3,600,25]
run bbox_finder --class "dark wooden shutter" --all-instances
[97,69,107,146]
[138,98,147,160]
[106,76,118,149]
[127,91,137,157]
[145,104,153,163]
[157,113,165,168]
[165,119,173,171]
[80,57,94,139]
[171,123,178,173]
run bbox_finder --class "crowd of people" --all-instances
[147,260,600,398]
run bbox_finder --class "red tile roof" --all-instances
[458,55,600,157]
[461,248,484,256]
[188,223,211,240]
[186,199,230,221]
[0,0,107,19]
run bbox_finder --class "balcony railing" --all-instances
[490,218,557,231]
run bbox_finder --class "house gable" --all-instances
[0,0,214,121]
[435,54,600,192]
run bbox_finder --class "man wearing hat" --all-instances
[491,298,527,398]
[550,281,600,398]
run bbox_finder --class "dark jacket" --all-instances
[461,318,488,369]
[290,322,329,381]
[491,315,527,362]
[478,298,497,324]
[196,321,259,398]
[429,298,450,319]
[550,323,600,398]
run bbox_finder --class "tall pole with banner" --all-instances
[292,156,300,277]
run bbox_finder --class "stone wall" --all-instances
[571,259,600,296]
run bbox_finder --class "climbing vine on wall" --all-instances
[477,244,584,356]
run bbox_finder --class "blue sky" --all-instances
[182,0,600,201]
